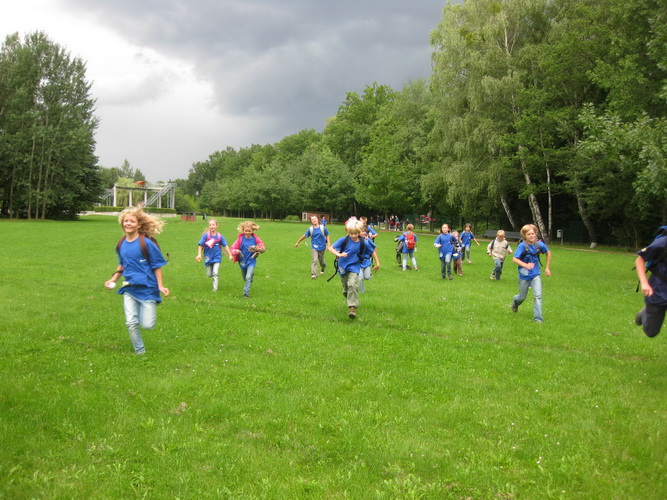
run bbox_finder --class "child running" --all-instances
[487,230,513,280]
[294,215,330,279]
[510,224,552,322]
[196,218,233,291]
[105,207,169,355]
[460,223,480,263]
[328,218,366,319]
[360,216,378,240]
[634,227,667,337]
[359,227,381,293]
[397,223,418,271]
[451,230,463,276]
[231,221,266,298]
[434,224,456,280]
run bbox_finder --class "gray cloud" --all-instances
[67,0,443,116]
[56,0,447,178]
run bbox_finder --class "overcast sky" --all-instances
[2,0,449,182]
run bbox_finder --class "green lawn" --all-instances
[1,216,665,499]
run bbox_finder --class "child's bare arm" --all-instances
[328,246,347,258]
[544,250,552,277]
[154,267,170,297]
[635,255,653,296]
[372,250,380,272]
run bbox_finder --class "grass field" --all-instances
[1,215,665,499]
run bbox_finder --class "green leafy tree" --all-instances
[322,83,395,178]
[429,0,550,234]
[0,31,100,219]
[357,80,433,219]
[293,143,355,217]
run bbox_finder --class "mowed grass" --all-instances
[1,215,665,499]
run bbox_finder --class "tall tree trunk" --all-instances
[518,146,549,242]
[546,166,552,237]
[539,129,552,238]
[575,188,598,248]
[500,193,518,231]
[41,114,63,219]
[27,133,37,220]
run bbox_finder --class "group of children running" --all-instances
[105,208,266,354]
[105,207,665,355]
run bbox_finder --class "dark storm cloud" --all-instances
[64,0,445,139]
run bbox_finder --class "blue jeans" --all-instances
[206,262,220,291]
[241,265,255,297]
[492,258,504,280]
[402,251,417,271]
[440,254,452,277]
[359,266,372,293]
[123,293,157,354]
[512,275,543,321]
[464,245,471,261]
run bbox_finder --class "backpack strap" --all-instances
[116,234,152,261]
[327,235,349,282]
[327,236,365,281]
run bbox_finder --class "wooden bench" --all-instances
[483,230,521,240]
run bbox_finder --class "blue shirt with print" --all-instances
[117,237,167,302]
[198,232,228,265]
[333,236,363,275]
[305,225,330,251]
[514,240,549,280]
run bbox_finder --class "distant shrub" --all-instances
[88,206,176,214]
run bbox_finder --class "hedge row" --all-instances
[88,206,177,214]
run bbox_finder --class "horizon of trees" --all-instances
[178,0,667,246]
[1,0,665,245]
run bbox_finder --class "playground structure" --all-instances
[100,182,176,209]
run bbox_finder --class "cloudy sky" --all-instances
[2,0,449,182]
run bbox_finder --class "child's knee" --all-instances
[644,325,661,338]
[140,317,156,330]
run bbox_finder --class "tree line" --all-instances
[1,0,665,246]
[180,0,666,246]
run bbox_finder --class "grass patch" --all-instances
[1,216,665,498]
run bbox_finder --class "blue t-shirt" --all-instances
[435,233,456,259]
[238,235,260,270]
[398,231,417,253]
[198,232,228,265]
[514,240,549,280]
[460,231,475,246]
[305,225,330,251]
[638,235,667,306]
[117,237,168,302]
[360,237,377,269]
[332,236,363,275]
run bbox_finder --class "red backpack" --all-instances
[405,231,416,250]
